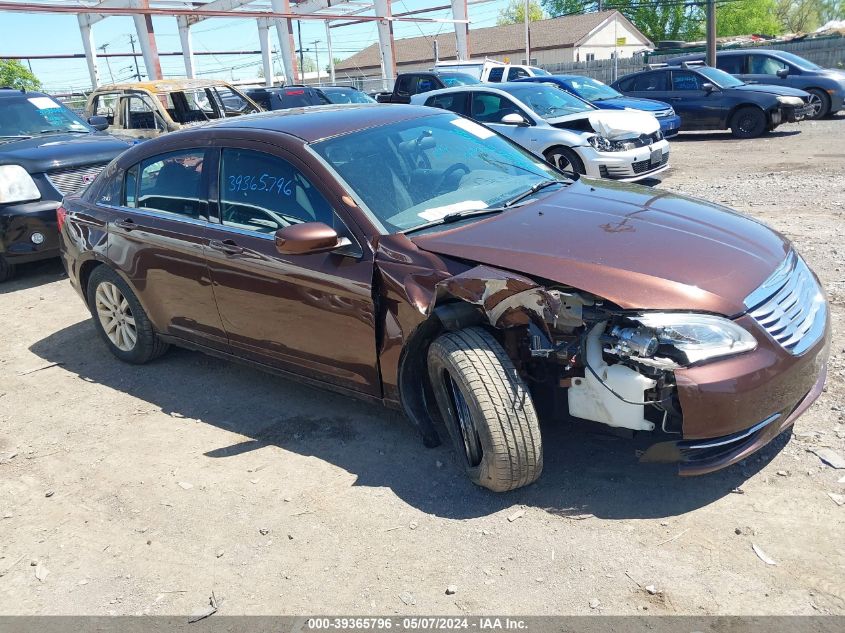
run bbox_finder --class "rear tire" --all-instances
[806,88,831,119]
[427,326,543,492]
[544,146,585,176]
[730,106,767,138]
[0,255,14,283]
[86,266,169,364]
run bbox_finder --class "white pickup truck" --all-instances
[432,59,550,83]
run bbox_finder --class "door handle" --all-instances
[114,219,136,230]
[209,239,244,255]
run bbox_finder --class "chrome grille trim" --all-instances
[744,252,827,356]
[46,162,108,196]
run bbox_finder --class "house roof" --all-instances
[336,10,649,72]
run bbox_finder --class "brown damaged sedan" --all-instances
[58,104,830,491]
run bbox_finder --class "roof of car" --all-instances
[0,88,46,98]
[93,78,235,93]
[201,103,438,143]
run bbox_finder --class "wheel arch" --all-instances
[725,101,771,128]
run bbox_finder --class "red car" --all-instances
[59,105,829,491]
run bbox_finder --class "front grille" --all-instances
[46,162,108,196]
[654,109,674,119]
[744,252,827,355]
[630,151,669,174]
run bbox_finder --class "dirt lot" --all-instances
[1,116,844,616]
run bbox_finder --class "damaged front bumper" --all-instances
[775,102,815,124]
[581,141,671,182]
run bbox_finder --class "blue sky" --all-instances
[0,0,510,91]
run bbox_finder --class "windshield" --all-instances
[696,66,744,88]
[565,76,622,101]
[439,73,480,87]
[774,51,821,70]
[0,95,90,140]
[505,84,594,118]
[320,88,375,104]
[311,113,566,234]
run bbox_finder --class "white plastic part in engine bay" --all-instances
[567,322,657,431]
[587,109,660,139]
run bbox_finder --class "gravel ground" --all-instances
[0,116,844,616]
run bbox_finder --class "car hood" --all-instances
[731,83,809,98]
[547,109,659,139]
[0,133,130,174]
[593,96,672,112]
[411,179,790,316]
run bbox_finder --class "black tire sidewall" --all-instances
[427,350,497,485]
[86,266,162,364]
[731,107,766,138]
[545,146,585,175]
[0,255,14,283]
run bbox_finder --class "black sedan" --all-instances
[612,64,814,138]
[1,88,129,281]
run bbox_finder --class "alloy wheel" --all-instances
[807,92,823,118]
[95,281,137,352]
[445,372,483,467]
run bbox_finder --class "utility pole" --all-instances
[310,39,321,83]
[297,22,305,82]
[128,34,141,81]
[98,42,114,83]
[706,0,717,67]
[325,21,335,84]
[523,0,530,65]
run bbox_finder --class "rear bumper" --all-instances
[0,200,61,263]
[657,114,682,137]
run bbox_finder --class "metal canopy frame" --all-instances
[0,0,471,88]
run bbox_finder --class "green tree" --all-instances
[819,0,844,23]
[0,59,41,91]
[326,57,342,73]
[775,0,822,31]
[718,0,782,35]
[540,0,703,42]
[497,0,546,25]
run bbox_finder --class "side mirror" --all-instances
[88,115,109,131]
[701,82,715,93]
[501,112,528,126]
[776,67,789,79]
[275,222,344,255]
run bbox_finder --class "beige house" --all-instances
[335,10,652,82]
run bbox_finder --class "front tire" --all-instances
[544,146,585,176]
[806,88,831,119]
[0,255,14,283]
[730,106,767,138]
[427,327,542,492]
[86,266,168,364]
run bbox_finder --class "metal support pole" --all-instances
[270,0,299,83]
[613,12,618,82]
[706,0,716,67]
[177,15,195,78]
[523,0,529,64]
[373,0,396,86]
[98,43,114,82]
[298,23,305,77]
[132,11,162,79]
[310,39,321,83]
[129,35,142,80]
[325,20,335,84]
[450,0,469,60]
[77,16,101,89]
[258,18,274,86]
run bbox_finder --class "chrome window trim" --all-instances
[98,203,211,228]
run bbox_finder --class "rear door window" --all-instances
[487,67,504,82]
[749,54,788,75]
[631,72,668,91]
[425,92,469,115]
[136,149,208,219]
[716,55,744,74]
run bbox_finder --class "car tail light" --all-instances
[56,204,67,232]
[286,89,305,95]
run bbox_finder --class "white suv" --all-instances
[432,59,550,83]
